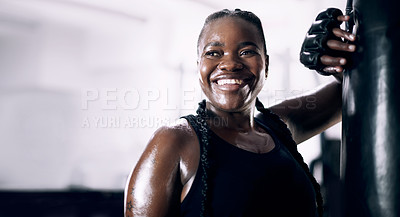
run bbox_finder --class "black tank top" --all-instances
[180,115,317,217]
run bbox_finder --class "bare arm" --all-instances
[270,14,355,144]
[124,127,184,217]
[270,80,342,144]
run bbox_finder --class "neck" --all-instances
[205,100,256,132]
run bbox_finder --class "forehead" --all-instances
[199,17,263,49]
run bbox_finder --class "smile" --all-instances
[213,77,253,92]
[216,79,243,85]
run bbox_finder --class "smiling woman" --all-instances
[124,8,355,217]
[198,16,267,112]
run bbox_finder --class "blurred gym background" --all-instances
[0,0,345,216]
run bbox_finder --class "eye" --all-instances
[204,51,222,57]
[240,50,257,56]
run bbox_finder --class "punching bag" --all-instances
[342,0,400,216]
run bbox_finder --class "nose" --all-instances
[217,54,244,71]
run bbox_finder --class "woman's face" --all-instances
[197,17,268,112]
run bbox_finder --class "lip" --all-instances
[211,76,253,91]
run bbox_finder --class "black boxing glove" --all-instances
[300,8,343,75]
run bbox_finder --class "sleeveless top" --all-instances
[180,114,317,217]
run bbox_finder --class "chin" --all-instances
[208,96,253,113]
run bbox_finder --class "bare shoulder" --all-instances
[140,117,199,164]
[125,118,199,216]
[132,117,200,186]
[127,117,199,188]
[149,118,197,149]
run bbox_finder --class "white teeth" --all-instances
[217,79,243,85]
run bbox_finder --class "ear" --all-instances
[265,54,269,79]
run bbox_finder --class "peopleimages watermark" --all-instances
[81,88,202,111]
[81,115,230,129]
[81,88,318,111]
[271,89,317,110]
[81,116,172,128]
[80,88,317,129]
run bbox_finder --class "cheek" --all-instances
[198,64,207,84]
[198,60,213,84]
[259,63,266,77]
[248,58,266,76]
[258,56,266,70]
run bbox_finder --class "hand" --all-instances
[300,8,356,76]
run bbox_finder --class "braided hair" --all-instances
[195,100,211,217]
[196,9,324,217]
[195,99,323,217]
[197,9,268,58]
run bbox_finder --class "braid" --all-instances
[193,99,323,216]
[197,9,268,58]
[195,100,211,217]
[255,98,324,217]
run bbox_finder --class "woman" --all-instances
[125,9,355,217]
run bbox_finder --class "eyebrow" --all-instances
[203,42,224,50]
[238,41,260,50]
[203,41,260,51]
